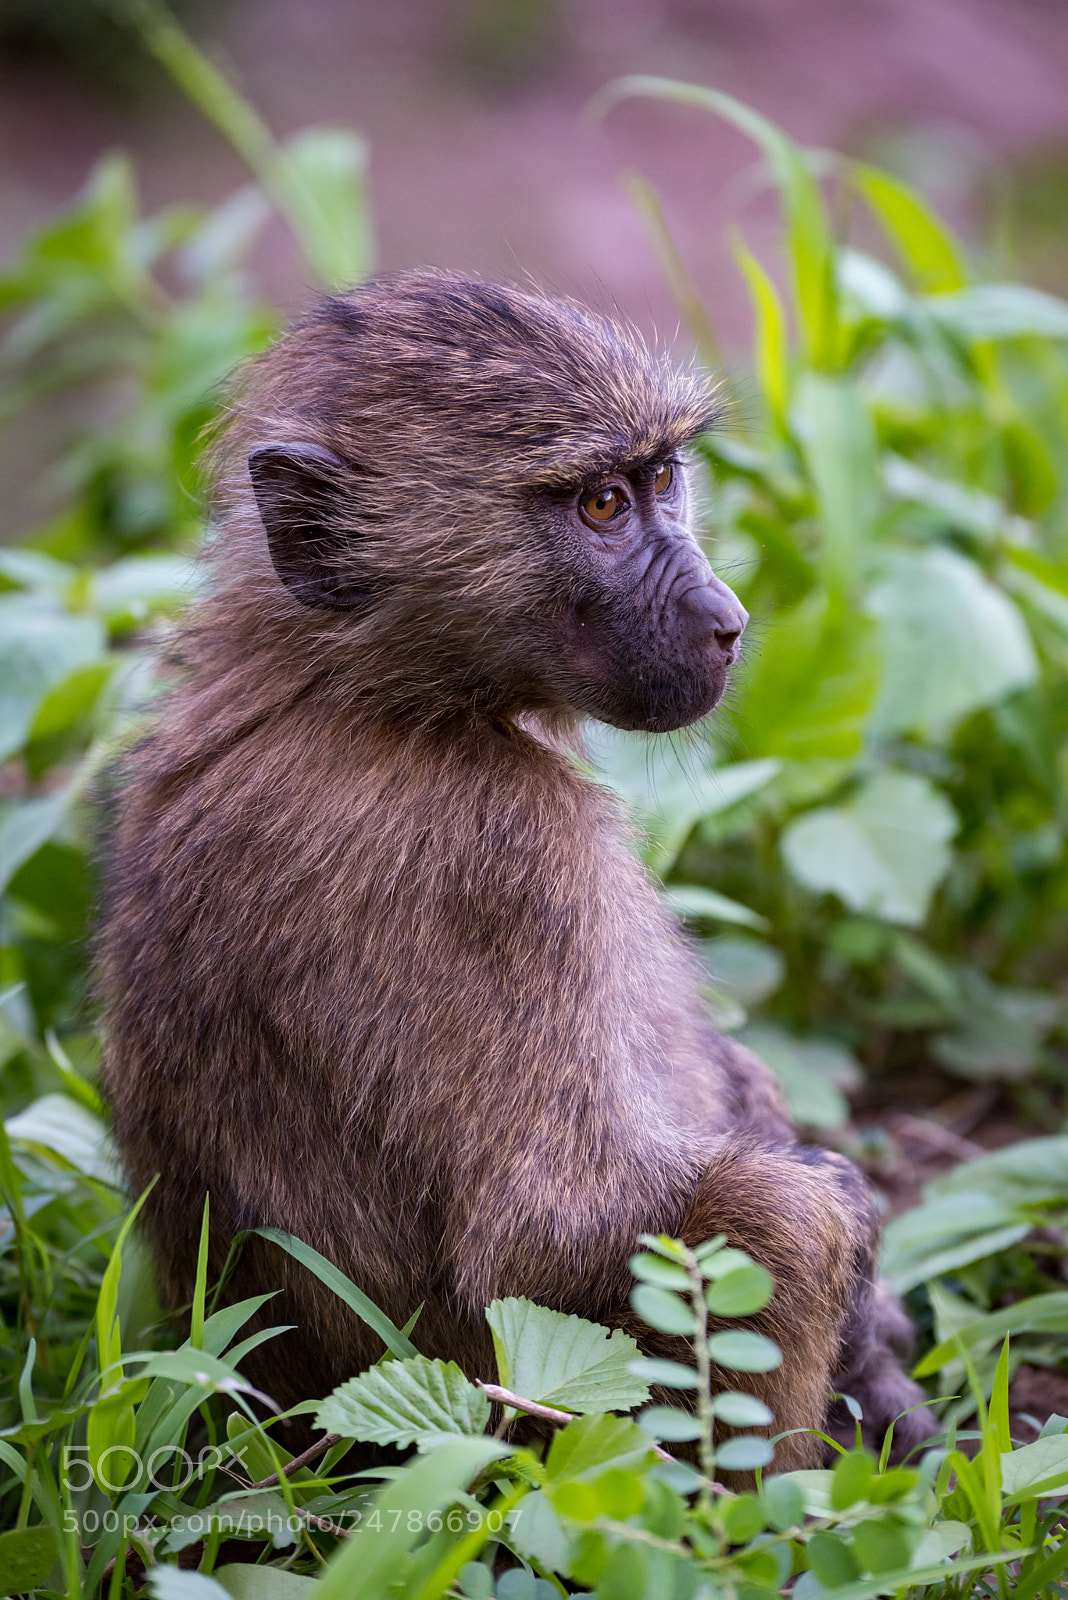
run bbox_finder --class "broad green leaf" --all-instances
[781,770,957,927]
[215,1566,317,1600]
[627,1357,697,1389]
[506,1488,573,1575]
[731,592,880,761]
[315,1355,489,1449]
[927,283,1068,342]
[315,1437,509,1600]
[915,1292,1068,1375]
[761,1472,805,1530]
[852,1518,915,1575]
[4,1092,119,1184]
[486,1297,649,1412]
[698,938,785,1009]
[831,1448,875,1509]
[0,597,104,762]
[712,1391,774,1427]
[0,1525,59,1596]
[738,1024,859,1130]
[0,787,76,893]
[794,372,877,595]
[931,972,1060,1080]
[930,1135,1068,1201]
[543,1412,654,1485]
[89,554,196,625]
[1000,1436,1068,1498]
[272,129,373,290]
[589,730,779,873]
[705,1265,774,1317]
[850,164,967,292]
[867,548,1037,738]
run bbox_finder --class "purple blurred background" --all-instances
[3,0,1067,346]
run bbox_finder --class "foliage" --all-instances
[591,77,1068,1134]
[3,1094,1067,1599]
[2,7,1068,1593]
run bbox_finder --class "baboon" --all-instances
[97,270,928,1469]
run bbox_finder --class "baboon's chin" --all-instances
[593,666,731,735]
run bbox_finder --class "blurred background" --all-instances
[5,0,1068,320]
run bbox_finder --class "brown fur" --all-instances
[97,271,928,1471]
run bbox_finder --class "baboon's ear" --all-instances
[248,442,370,610]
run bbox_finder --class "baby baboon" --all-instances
[98,271,927,1467]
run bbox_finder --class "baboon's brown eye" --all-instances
[581,486,625,523]
[653,461,673,495]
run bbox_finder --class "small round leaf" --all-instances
[631,1283,695,1337]
[629,1252,691,1290]
[724,1491,766,1544]
[637,1405,702,1442]
[705,1265,775,1317]
[761,1473,805,1532]
[711,1390,774,1428]
[627,1356,697,1389]
[715,1435,775,1472]
[708,1330,781,1372]
[831,1448,875,1510]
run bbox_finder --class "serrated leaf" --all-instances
[315,1355,489,1449]
[486,1297,650,1412]
[1000,1436,1068,1497]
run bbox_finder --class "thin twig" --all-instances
[892,1114,984,1163]
[478,1381,680,1467]
[248,1431,342,1490]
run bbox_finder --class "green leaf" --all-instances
[850,163,967,292]
[867,548,1037,738]
[4,1092,118,1184]
[487,1298,649,1412]
[715,1435,775,1472]
[794,372,877,595]
[255,1228,417,1360]
[915,1291,1068,1375]
[1000,1438,1068,1500]
[707,1330,781,1373]
[807,1529,860,1587]
[630,1284,695,1337]
[629,1252,691,1290]
[927,283,1068,341]
[595,78,839,368]
[0,596,105,763]
[736,1025,859,1130]
[0,1525,59,1596]
[761,1473,804,1530]
[215,1567,317,1600]
[712,1391,774,1428]
[627,1357,697,1390]
[313,1437,510,1600]
[637,1405,702,1442]
[271,129,373,290]
[781,770,957,927]
[663,885,769,932]
[543,1412,655,1485]
[315,1354,489,1450]
[733,235,789,428]
[831,1448,875,1509]
[852,1517,914,1574]
[705,1264,774,1317]
[730,592,880,761]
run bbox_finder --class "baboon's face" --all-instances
[244,276,747,733]
[540,455,747,733]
